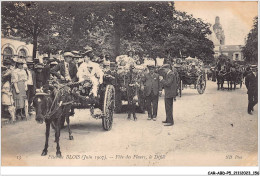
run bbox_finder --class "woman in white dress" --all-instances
[77,51,103,97]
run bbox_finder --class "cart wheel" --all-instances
[102,85,115,131]
[197,75,206,94]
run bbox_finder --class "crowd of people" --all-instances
[1,45,257,125]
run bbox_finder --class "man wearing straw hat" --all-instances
[51,52,78,82]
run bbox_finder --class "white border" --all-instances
[1,0,259,175]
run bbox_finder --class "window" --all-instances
[3,47,13,60]
[18,49,27,58]
[235,54,239,60]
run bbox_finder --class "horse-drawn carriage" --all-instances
[114,55,146,113]
[216,61,243,90]
[175,59,206,97]
[33,73,115,157]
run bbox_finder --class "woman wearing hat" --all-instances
[11,58,28,120]
[2,58,16,122]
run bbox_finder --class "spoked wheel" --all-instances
[102,85,115,131]
[197,75,206,94]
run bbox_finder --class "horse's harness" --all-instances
[34,84,74,120]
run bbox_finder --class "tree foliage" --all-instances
[2,1,214,62]
[242,17,258,64]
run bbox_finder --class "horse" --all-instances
[32,84,74,157]
[216,64,234,90]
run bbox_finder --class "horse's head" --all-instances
[33,92,51,124]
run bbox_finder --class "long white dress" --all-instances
[77,61,104,97]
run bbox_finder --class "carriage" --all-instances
[33,73,116,157]
[114,55,146,113]
[175,59,206,97]
[65,74,116,130]
[216,61,243,90]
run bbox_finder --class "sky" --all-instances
[175,1,258,45]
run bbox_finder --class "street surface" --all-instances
[1,81,258,166]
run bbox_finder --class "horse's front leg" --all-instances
[41,122,50,156]
[55,118,62,158]
[66,107,73,140]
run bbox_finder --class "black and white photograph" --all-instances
[1,0,258,171]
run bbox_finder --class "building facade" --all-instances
[1,36,33,61]
[209,16,244,61]
[220,45,244,61]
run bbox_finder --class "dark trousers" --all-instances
[127,97,136,118]
[27,85,35,106]
[165,97,174,124]
[146,91,158,118]
[248,92,258,112]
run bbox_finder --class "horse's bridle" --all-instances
[33,86,73,121]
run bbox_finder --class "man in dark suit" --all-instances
[160,64,177,126]
[51,52,78,116]
[245,65,258,115]
[51,52,78,82]
[26,60,36,112]
[142,65,161,121]
[127,65,137,121]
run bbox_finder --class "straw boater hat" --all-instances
[82,46,93,55]
[27,59,34,65]
[50,61,58,66]
[63,52,74,57]
[42,54,49,58]
[15,58,26,64]
[35,63,44,69]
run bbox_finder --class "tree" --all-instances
[1,2,60,58]
[2,1,214,62]
[163,10,214,61]
[242,17,258,64]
